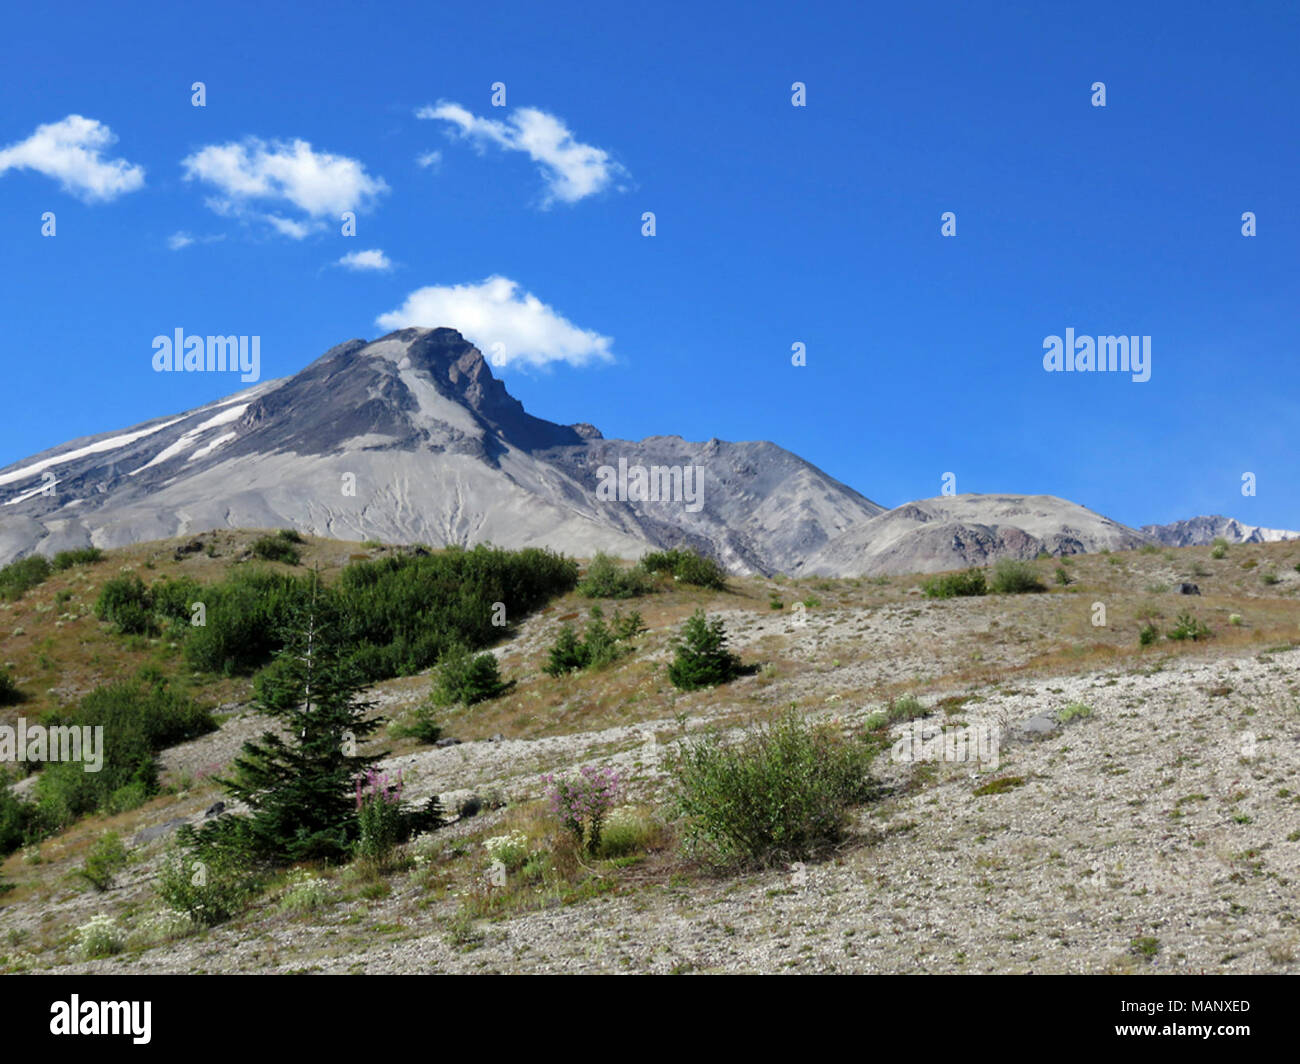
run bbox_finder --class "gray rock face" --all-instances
[1142,515,1300,546]
[796,493,1151,577]
[0,328,882,575]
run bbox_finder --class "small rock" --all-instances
[489,733,504,743]
[459,796,482,819]
[1176,583,1201,595]
[434,738,461,748]
[1018,715,1059,737]
[204,801,226,818]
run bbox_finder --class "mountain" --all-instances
[0,328,883,574]
[795,493,1151,577]
[1141,515,1300,547]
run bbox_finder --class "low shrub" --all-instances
[51,547,104,570]
[543,607,644,676]
[989,559,1045,594]
[578,552,650,598]
[429,644,506,706]
[1139,623,1159,646]
[156,840,266,927]
[921,569,986,599]
[641,548,727,590]
[667,712,875,868]
[76,831,129,892]
[94,573,155,635]
[354,768,405,871]
[0,667,22,707]
[0,554,52,601]
[250,534,300,565]
[278,868,332,912]
[1168,611,1211,642]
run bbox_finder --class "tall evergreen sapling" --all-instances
[668,610,742,690]
[217,573,384,863]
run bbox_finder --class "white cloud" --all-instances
[0,115,144,202]
[181,137,388,236]
[416,102,626,206]
[416,150,442,170]
[376,276,613,368]
[167,230,225,250]
[338,248,392,272]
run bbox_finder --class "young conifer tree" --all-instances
[218,569,383,863]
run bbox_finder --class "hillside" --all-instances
[2,533,1299,973]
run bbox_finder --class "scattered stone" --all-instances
[434,738,461,748]
[204,801,226,818]
[459,796,482,819]
[133,817,187,846]
[1177,583,1201,595]
[488,733,504,743]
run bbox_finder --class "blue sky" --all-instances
[1,0,1297,530]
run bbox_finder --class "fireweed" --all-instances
[354,768,404,867]
[542,766,621,855]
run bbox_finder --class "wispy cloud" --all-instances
[0,115,144,202]
[415,150,442,171]
[181,137,388,238]
[416,102,626,206]
[376,276,614,367]
[338,248,392,272]
[167,231,226,250]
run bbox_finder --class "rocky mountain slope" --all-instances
[796,493,1151,576]
[0,328,882,575]
[1142,515,1300,547]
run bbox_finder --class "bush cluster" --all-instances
[578,552,650,598]
[667,711,875,867]
[0,555,52,602]
[989,559,1046,594]
[921,569,986,598]
[544,606,645,676]
[641,548,727,589]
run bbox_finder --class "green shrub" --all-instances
[251,535,300,565]
[76,831,129,892]
[276,528,305,544]
[156,840,265,927]
[278,868,331,912]
[0,777,38,857]
[354,769,406,871]
[579,552,649,598]
[641,548,727,590]
[51,547,104,570]
[1054,567,1071,586]
[990,559,1045,594]
[667,712,874,867]
[0,554,52,601]
[0,667,22,707]
[33,681,214,831]
[921,569,987,599]
[94,573,156,634]
[430,644,506,706]
[1139,623,1159,646]
[543,606,644,676]
[1261,571,1280,586]
[1057,702,1093,724]
[1168,611,1211,642]
[668,611,742,690]
[1211,539,1229,559]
